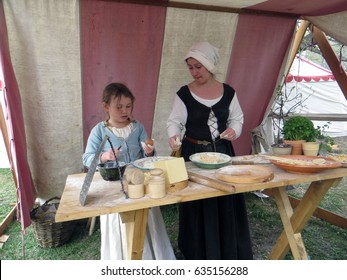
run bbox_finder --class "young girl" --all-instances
[83,82,175,260]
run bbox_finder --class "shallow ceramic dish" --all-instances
[189,152,231,169]
[327,154,347,168]
[98,161,126,181]
[269,155,342,174]
[132,156,175,170]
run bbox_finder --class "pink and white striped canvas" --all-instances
[1,0,347,229]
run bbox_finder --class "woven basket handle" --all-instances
[42,196,61,206]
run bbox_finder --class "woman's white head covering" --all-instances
[184,41,220,73]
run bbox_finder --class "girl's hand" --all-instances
[169,135,181,151]
[141,139,155,156]
[220,128,237,141]
[100,148,120,163]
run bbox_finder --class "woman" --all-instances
[167,42,253,260]
[83,82,175,260]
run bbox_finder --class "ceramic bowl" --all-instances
[98,161,126,181]
[189,152,231,169]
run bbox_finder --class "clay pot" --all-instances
[283,140,306,155]
[302,142,320,156]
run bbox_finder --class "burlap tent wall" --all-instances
[1,0,347,230]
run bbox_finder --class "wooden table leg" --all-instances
[272,187,308,260]
[120,208,149,260]
[268,177,343,260]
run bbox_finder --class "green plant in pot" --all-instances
[283,117,335,155]
[283,116,317,141]
[283,116,317,155]
[270,83,307,155]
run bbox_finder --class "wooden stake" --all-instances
[0,206,16,236]
[311,25,347,99]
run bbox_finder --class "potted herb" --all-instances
[282,116,335,155]
[283,116,317,155]
[270,75,334,156]
[270,84,307,155]
[283,116,317,141]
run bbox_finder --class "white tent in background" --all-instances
[0,133,9,168]
[283,56,347,137]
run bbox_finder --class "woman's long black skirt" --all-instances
[178,138,253,260]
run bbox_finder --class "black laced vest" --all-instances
[177,83,235,141]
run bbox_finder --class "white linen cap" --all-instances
[184,42,220,73]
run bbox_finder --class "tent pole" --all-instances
[286,20,309,77]
[311,25,347,99]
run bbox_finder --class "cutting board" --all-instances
[215,165,274,184]
[188,165,274,193]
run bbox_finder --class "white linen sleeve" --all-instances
[166,95,187,138]
[227,93,244,138]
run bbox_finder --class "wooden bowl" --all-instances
[269,155,342,174]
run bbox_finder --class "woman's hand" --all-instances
[220,128,237,141]
[100,148,120,163]
[169,135,182,151]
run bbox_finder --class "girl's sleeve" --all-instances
[82,126,103,168]
[138,122,149,143]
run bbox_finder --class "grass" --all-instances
[287,182,347,217]
[0,169,16,222]
[1,168,346,260]
[1,218,101,260]
[0,168,101,260]
[244,186,347,260]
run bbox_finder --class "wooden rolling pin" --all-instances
[188,171,236,193]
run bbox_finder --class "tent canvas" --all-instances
[283,56,347,137]
[1,0,347,231]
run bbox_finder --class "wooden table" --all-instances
[55,161,347,260]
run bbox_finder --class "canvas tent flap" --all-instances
[0,2,36,230]
[307,11,347,46]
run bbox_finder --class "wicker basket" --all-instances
[30,197,75,248]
